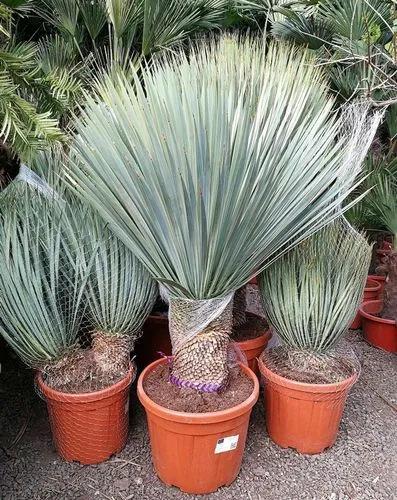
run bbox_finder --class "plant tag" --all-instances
[214,435,239,454]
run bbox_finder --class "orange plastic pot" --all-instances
[360,300,397,353]
[137,359,259,494]
[258,357,357,454]
[236,328,271,376]
[136,314,172,368]
[37,365,135,464]
[350,278,381,329]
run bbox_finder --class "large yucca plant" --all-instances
[67,36,380,393]
[259,220,371,354]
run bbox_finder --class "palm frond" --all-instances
[67,36,380,300]
[259,220,371,352]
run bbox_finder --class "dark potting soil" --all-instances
[143,364,254,413]
[233,314,268,342]
[261,348,357,384]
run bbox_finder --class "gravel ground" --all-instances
[1,286,396,500]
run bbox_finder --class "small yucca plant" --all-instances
[258,220,371,379]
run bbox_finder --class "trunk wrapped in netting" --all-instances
[168,294,233,391]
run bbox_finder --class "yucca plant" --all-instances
[67,36,380,394]
[365,168,397,321]
[259,220,371,361]
[0,184,87,389]
[81,210,158,379]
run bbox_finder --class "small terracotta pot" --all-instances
[236,328,271,376]
[136,314,172,368]
[137,359,259,494]
[350,278,381,329]
[258,357,357,454]
[360,300,397,353]
[368,274,387,295]
[37,365,135,464]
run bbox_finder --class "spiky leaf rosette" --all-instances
[0,184,86,374]
[259,220,371,352]
[82,210,158,376]
[67,36,380,392]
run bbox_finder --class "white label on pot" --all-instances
[215,435,239,454]
[125,397,130,414]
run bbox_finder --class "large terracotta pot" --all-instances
[360,300,397,353]
[37,365,135,464]
[350,278,381,329]
[137,358,259,494]
[258,357,357,454]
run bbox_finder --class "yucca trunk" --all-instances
[169,297,233,392]
[91,331,132,377]
[233,286,247,328]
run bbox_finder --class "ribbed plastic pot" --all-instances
[236,323,271,375]
[136,315,172,368]
[368,274,387,295]
[360,300,397,353]
[37,365,135,464]
[258,357,357,454]
[137,358,259,494]
[350,278,381,329]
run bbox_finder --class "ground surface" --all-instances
[1,286,396,500]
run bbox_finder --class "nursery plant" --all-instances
[66,35,380,492]
[359,166,397,352]
[0,169,157,463]
[258,220,372,453]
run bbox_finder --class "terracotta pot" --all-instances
[258,357,357,454]
[236,327,271,376]
[137,359,259,494]
[350,278,381,329]
[360,300,397,353]
[368,274,387,295]
[136,314,172,368]
[37,365,135,464]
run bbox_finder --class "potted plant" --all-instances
[258,221,372,454]
[350,278,381,329]
[68,36,379,492]
[0,180,156,464]
[359,169,397,352]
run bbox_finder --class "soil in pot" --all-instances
[37,364,135,465]
[138,358,259,494]
[360,300,397,353]
[259,348,358,454]
[143,363,253,413]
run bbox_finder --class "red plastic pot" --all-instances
[360,300,397,353]
[137,358,259,494]
[136,314,172,368]
[258,357,357,454]
[350,279,381,329]
[368,274,387,295]
[37,365,135,464]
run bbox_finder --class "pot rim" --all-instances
[368,274,386,283]
[235,329,272,349]
[137,358,259,423]
[360,299,396,326]
[258,356,358,394]
[36,363,135,403]
[365,279,381,292]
